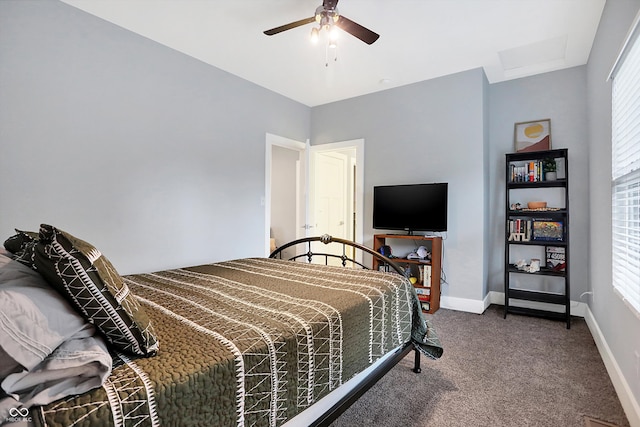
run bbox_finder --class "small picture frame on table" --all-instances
[514,119,551,152]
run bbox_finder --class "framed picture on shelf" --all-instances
[514,119,551,152]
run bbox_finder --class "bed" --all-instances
[0,225,442,427]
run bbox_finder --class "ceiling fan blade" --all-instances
[336,15,379,45]
[264,17,316,36]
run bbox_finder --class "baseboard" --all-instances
[584,306,640,427]
[440,294,488,314]
[440,291,587,316]
[485,290,587,317]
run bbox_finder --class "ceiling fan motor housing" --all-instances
[315,5,339,27]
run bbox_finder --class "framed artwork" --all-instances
[514,119,551,152]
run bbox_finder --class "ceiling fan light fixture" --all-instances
[329,26,339,41]
[310,27,319,44]
[314,5,323,23]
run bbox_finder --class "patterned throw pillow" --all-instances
[3,229,38,254]
[33,224,159,357]
[3,229,39,269]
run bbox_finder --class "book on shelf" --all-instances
[423,265,432,287]
[507,218,532,241]
[417,293,431,303]
[415,287,431,296]
[545,246,566,271]
[510,160,545,182]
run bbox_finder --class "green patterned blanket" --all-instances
[33,258,442,427]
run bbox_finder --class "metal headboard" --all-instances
[269,234,404,276]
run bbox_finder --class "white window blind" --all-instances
[611,14,640,316]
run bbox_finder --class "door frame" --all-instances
[265,133,307,256]
[265,135,365,256]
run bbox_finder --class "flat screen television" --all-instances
[373,183,448,234]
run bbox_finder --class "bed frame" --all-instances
[269,234,422,427]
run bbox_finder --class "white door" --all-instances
[308,140,364,265]
[313,151,347,238]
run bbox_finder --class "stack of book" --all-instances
[508,218,532,241]
[508,219,564,242]
[510,161,544,182]
[415,265,432,312]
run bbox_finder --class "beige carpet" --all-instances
[330,305,630,427]
[584,416,622,427]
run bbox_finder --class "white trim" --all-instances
[440,294,489,314]
[488,290,505,307]
[439,291,590,316]
[584,306,640,427]
[483,291,588,317]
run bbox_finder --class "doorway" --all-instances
[265,135,364,261]
[265,133,306,259]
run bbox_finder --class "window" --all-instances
[610,13,640,315]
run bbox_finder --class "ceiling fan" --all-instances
[263,0,380,45]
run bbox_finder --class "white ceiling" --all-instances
[60,0,606,107]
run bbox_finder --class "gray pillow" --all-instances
[0,253,93,375]
[0,253,112,417]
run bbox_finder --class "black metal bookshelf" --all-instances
[504,148,570,328]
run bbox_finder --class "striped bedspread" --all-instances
[33,258,442,427]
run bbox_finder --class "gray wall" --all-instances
[310,62,591,309]
[587,0,640,414]
[488,66,590,301]
[311,69,489,307]
[0,0,309,274]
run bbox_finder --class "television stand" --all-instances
[372,234,442,314]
